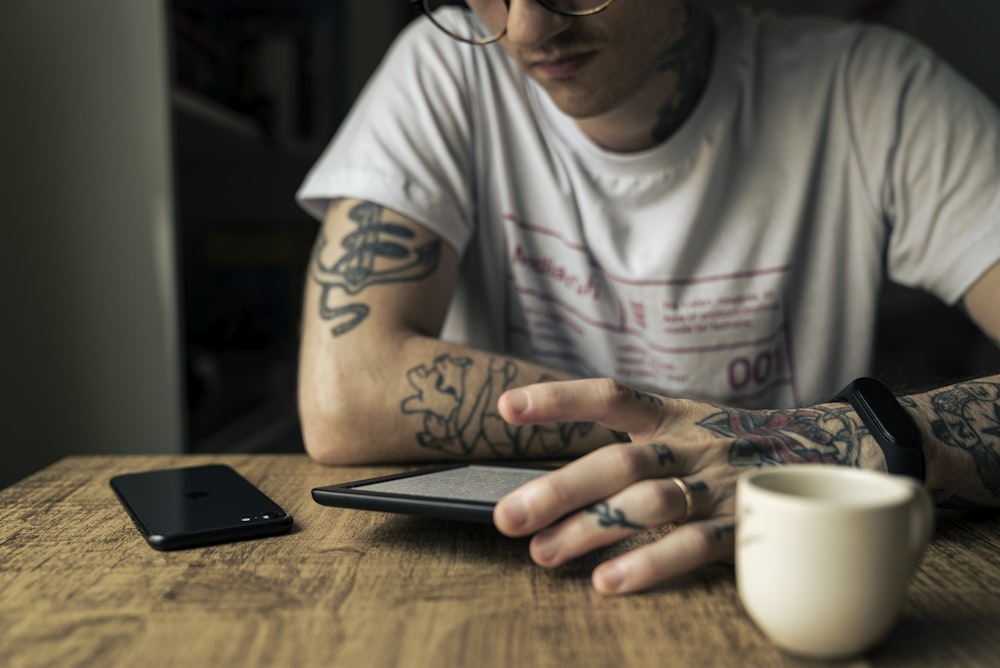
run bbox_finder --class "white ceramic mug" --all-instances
[736,466,933,659]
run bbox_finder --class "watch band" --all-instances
[834,377,925,482]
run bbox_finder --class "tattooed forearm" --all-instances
[400,354,594,458]
[588,502,645,530]
[311,202,441,337]
[926,382,1000,497]
[698,406,864,468]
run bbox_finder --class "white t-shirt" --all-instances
[298,8,1000,408]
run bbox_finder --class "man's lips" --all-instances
[528,51,596,79]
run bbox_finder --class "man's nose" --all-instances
[503,0,573,48]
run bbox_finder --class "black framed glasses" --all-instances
[414,0,617,45]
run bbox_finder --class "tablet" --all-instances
[311,463,554,523]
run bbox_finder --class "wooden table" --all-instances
[2,455,999,667]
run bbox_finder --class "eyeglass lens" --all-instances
[422,0,614,45]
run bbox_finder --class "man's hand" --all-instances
[492,378,886,594]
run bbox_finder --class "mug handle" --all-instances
[906,480,935,573]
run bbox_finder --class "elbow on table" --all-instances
[299,405,392,466]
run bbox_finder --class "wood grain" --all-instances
[2,455,999,667]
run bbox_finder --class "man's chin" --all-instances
[543,89,615,121]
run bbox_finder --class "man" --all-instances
[296,0,1000,593]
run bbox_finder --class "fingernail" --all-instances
[499,496,528,530]
[532,532,558,564]
[595,564,625,593]
[503,389,529,415]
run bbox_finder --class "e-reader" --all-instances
[311,463,555,523]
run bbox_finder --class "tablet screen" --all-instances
[355,464,548,502]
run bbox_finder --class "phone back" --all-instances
[110,464,292,550]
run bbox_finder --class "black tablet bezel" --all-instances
[311,463,555,524]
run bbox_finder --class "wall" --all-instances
[0,0,412,488]
[344,0,412,102]
[886,2,1000,103]
[1,0,183,488]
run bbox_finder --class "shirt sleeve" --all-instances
[846,25,1000,304]
[296,18,477,256]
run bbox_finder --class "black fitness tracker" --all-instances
[834,377,925,482]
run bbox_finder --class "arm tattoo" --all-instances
[311,202,441,337]
[588,502,645,530]
[698,406,863,468]
[926,382,1000,498]
[400,354,594,457]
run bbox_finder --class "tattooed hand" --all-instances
[492,378,886,594]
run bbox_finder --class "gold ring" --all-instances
[673,477,695,523]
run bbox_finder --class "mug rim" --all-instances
[738,466,917,508]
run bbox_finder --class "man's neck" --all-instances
[576,5,716,153]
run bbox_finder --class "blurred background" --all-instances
[2,0,998,489]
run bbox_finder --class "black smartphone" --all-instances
[311,463,554,524]
[110,464,293,550]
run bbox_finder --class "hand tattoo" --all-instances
[699,406,863,468]
[632,390,664,407]
[651,443,675,466]
[688,481,709,493]
[311,202,441,337]
[588,502,645,530]
[713,523,736,542]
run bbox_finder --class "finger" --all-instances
[498,378,669,435]
[494,441,685,537]
[528,477,704,568]
[591,518,737,595]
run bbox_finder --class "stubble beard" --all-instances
[519,9,690,121]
